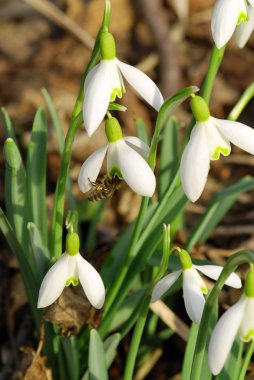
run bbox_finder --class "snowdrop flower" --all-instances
[211,0,248,49]
[83,31,164,136]
[151,249,241,324]
[236,4,254,47]
[208,267,254,375]
[78,117,156,197]
[180,96,254,202]
[37,232,105,309]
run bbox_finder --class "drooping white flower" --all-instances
[37,233,105,309]
[208,269,254,375]
[151,250,241,324]
[180,96,254,202]
[83,32,164,136]
[236,4,254,47]
[211,0,248,49]
[78,117,156,197]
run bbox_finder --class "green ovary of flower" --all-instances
[190,95,210,122]
[66,277,79,287]
[211,146,230,160]
[66,232,80,256]
[105,117,123,142]
[179,249,193,270]
[100,32,116,60]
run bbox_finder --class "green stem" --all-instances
[49,112,83,258]
[228,81,254,121]
[104,197,149,313]
[190,250,254,380]
[123,295,150,380]
[186,45,226,140]
[238,340,254,380]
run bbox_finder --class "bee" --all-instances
[84,174,122,202]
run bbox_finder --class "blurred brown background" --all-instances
[1,1,254,379]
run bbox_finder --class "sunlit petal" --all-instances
[205,119,231,160]
[194,265,242,288]
[208,297,246,375]
[211,0,247,49]
[182,268,206,324]
[236,5,254,47]
[124,136,150,160]
[78,146,108,193]
[83,60,111,136]
[116,59,164,111]
[213,117,254,155]
[180,123,210,202]
[239,297,254,341]
[116,140,156,196]
[151,270,182,302]
[37,253,69,308]
[76,254,105,309]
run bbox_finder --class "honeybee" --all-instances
[84,174,122,202]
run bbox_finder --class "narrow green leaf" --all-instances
[26,108,48,244]
[182,324,199,380]
[4,138,28,250]
[0,208,40,328]
[88,330,108,380]
[136,118,150,145]
[158,117,179,200]
[85,200,105,251]
[186,176,254,250]
[1,107,17,142]
[27,222,50,279]
[42,89,64,152]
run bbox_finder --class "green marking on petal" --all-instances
[109,166,123,179]
[66,277,79,287]
[237,11,248,25]
[200,285,208,294]
[110,87,123,102]
[242,329,254,342]
[211,146,230,160]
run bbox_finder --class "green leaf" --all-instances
[1,107,17,142]
[27,222,50,279]
[182,323,199,380]
[186,176,254,250]
[26,108,48,244]
[104,333,121,368]
[42,89,64,153]
[88,330,108,380]
[4,138,28,250]
[136,118,150,145]
[158,117,180,200]
[0,208,40,327]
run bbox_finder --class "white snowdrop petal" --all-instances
[116,140,156,196]
[37,253,69,308]
[151,270,182,303]
[214,117,254,155]
[180,123,210,202]
[211,0,246,49]
[208,297,246,375]
[107,142,119,174]
[239,297,254,341]
[78,146,108,193]
[194,265,242,288]
[83,60,111,136]
[76,254,105,309]
[236,5,254,47]
[124,136,150,160]
[182,268,206,324]
[205,119,231,160]
[116,59,164,111]
[108,59,125,101]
